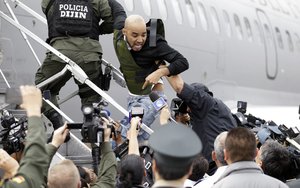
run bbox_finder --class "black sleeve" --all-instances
[155,36,189,75]
[178,83,214,119]
[108,0,127,30]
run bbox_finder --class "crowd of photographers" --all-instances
[1,3,300,187]
[1,85,300,188]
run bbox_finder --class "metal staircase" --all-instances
[0,0,154,168]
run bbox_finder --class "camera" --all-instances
[0,110,28,155]
[80,101,114,143]
[170,98,188,118]
[130,105,144,120]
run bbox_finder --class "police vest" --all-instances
[113,19,165,95]
[46,0,100,41]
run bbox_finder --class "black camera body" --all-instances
[77,101,115,143]
[0,111,27,155]
[170,98,188,119]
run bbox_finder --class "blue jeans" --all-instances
[121,92,166,142]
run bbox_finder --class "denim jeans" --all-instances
[120,91,166,142]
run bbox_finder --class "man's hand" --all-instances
[0,149,19,179]
[111,121,123,145]
[160,106,171,125]
[176,113,190,125]
[19,86,42,117]
[101,117,112,142]
[127,117,141,139]
[142,67,169,90]
[51,123,69,148]
[127,117,141,155]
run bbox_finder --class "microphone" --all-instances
[149,91,177,123]
[149,91,167,111]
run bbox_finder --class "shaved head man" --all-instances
[122,15,147,51]
[110,0,189,142]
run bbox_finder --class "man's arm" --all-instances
[4,86,48,188]
[108,0,127,30]
[91,122,117,188]
[43,124,69,186]
[142,40,189,89]
[98,0,114,34]
[127,117,141,155]
[165,74,184,94]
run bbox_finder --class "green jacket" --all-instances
[113,30,152,95]
[2,117,48,188]
[91,142,117,188]
[44,142,117,188]
[41,0,113,63]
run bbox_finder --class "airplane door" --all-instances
[256,10,278,80]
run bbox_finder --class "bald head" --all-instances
[122,15,147,51]
[48,159,81,188]
[124,15,146,29]
[213,131,228,166]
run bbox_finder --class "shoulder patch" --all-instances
[11,176,25,184]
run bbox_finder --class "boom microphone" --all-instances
[149,91,177,123]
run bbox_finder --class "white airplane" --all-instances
[0,0,300,127]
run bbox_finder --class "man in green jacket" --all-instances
[35,0,114,138]
[0,86,48,188]
[47,122,117,188]
[109,0,189,141]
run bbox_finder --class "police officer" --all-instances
[149,123,202,188]
[109,0,189,141]
[35,0,114,136]
[0,86,48,188]
[165,74,237,175]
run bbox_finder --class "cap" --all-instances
[191,83,213,97]
[149,123,202,167]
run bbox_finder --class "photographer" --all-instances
[165,74,236,174]
[117,117,146,188]
[47,120,117,188]
[0,86,48,188]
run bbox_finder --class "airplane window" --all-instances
[286,31,294,52]
[254,20,263,44]
[124,0,134,11]
[275,27,284,49]
[185,0,196,28]
[172,0,183,24]
[196,1,209,31]
[263,24,273,46]
[294,33,300,52]
[142,0,151,16]
[244,17,253,42]
[223,10,232,37]
[210,7,220,34]
[268,0,280,11]
[157,0,168,20]
[259,0,267,6]
[233,14,243,40]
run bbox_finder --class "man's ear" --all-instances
[122,28,127,36]
[224,149,229,161]
[212,150,217,161]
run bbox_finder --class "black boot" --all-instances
[47,111,70,143]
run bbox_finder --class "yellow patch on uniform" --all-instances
[11,176,25,184]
